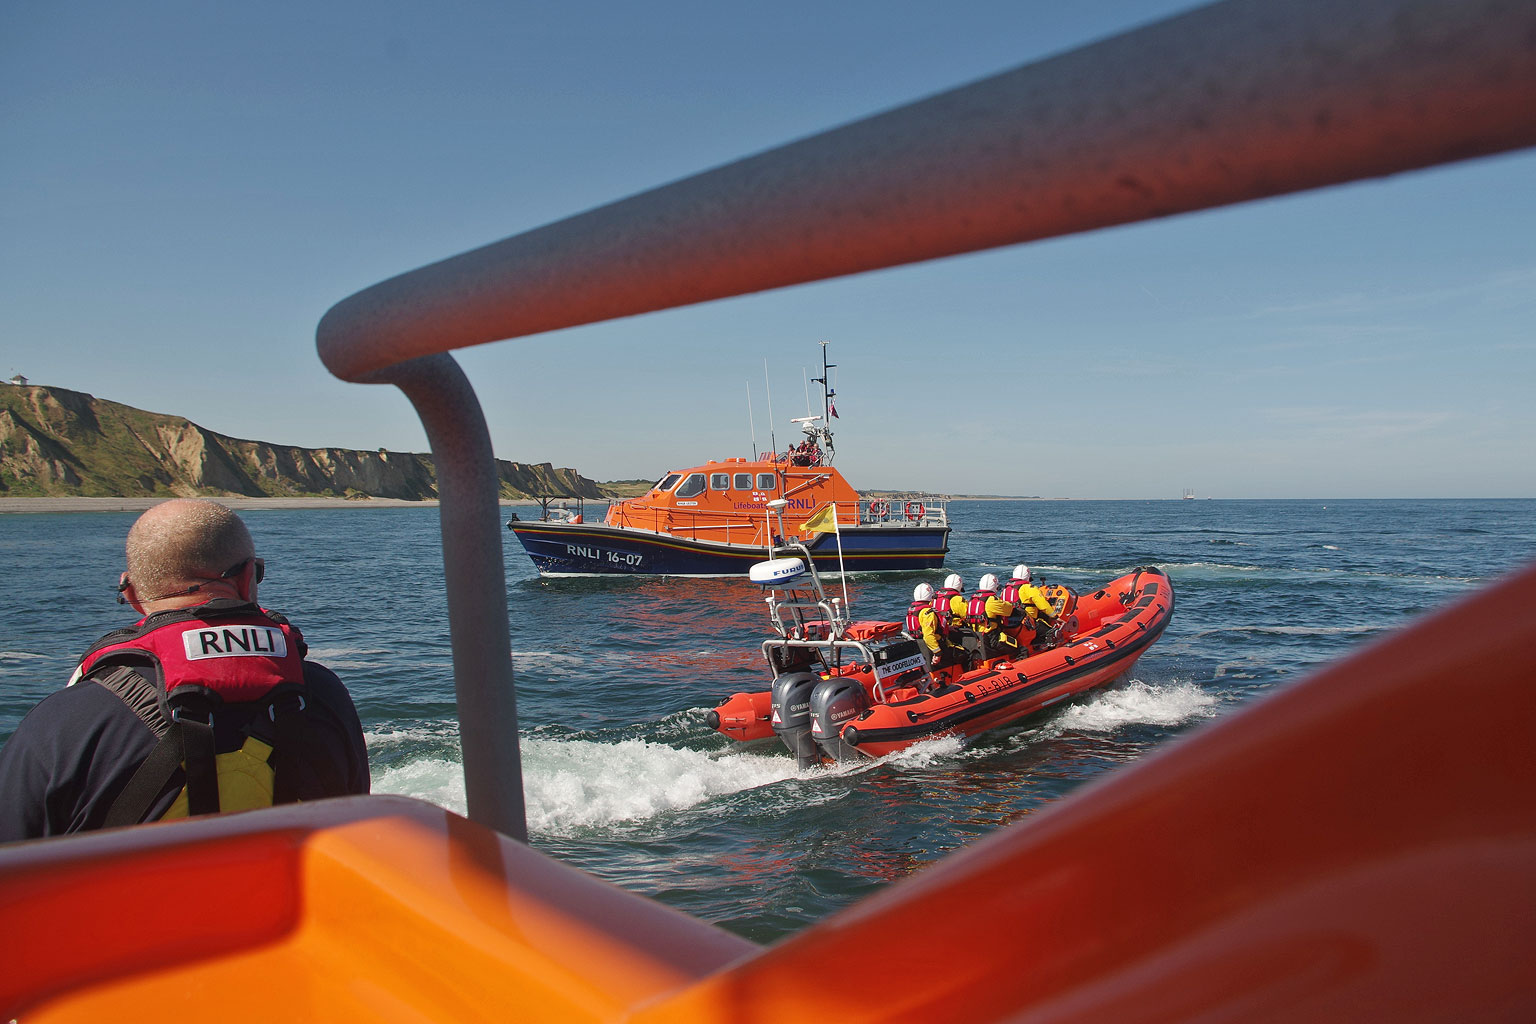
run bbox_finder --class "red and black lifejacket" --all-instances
[79,602,306,700]
[1001,579,1027,604]
[932,588,961,629]
[75,600,342,826]
[904,600,928,635]
[966,590,1000,627]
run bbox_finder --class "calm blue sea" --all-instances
[3,498,1533,942]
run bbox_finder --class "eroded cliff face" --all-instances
[0,385,606,500]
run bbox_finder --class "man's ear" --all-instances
[118,574,145,614]
[237,560,258,602]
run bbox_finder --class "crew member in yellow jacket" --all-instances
[905,583,965,670]
[965,573,1021,662]
[1002,564,1058,649]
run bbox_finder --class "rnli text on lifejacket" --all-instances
[180,626,289,660]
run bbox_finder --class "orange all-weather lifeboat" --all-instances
[508,346,949,575]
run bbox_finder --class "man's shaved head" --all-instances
[125,500,255,601]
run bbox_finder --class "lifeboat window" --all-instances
[756,473,777,491]
[733,473,753,490]
[676,473,706,498]
[710,473,730,490]
[656,473,681,492]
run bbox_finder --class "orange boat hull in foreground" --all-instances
[4,561,1533,1021]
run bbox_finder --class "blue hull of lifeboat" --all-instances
[508,521,949,576]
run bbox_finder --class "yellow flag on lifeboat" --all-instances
[803,505,840,534]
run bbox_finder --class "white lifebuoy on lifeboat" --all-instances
[904,501,925,521]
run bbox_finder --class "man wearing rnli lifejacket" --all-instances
[931,573,973,666]
[905,583,964,670]
[965,573,1021,663]
[934,573,967,631]
[0,499,369,841]
[1002,564,1058,650]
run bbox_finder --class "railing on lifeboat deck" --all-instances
[607,502,769,546]
[861,495,949,527]
[316,0,1536,842]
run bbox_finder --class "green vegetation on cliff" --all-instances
[0,385,609,500]
[596,479,655,499]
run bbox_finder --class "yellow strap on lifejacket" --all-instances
[160,737,276,820]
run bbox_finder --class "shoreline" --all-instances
[0,497,583,514]
[0,495,1051,515]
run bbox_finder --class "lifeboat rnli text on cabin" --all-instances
[732,497,818,512]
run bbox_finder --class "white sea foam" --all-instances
[509,650,588,667]
[372,755,467,813]
[521,737,799,833]
[1159,561,1266,575]
[1037,679,1218,737]
[371,734,802,833]
[368,682,1217,830]
[363,722,458,749]
[1243,623,1385,637]
[883,734,966,766]
[305,645,393,660]
[303,645,422,672]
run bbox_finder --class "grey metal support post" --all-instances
[370,354,527,842]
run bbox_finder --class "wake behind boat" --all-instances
[508,344,950,576]
[708,517,1173,765]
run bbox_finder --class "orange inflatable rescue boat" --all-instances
[708,531,1173,765]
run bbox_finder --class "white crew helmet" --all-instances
[1012,564,1031,582]
[913,582,936,602]
[979,573,999,592]
[944,573,963,591]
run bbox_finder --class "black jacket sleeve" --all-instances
[301,661,371,796]
[0,684,160,843]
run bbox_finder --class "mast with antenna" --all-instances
[747,382,758,460]
[805,339,836,464]
[764,358,777,461]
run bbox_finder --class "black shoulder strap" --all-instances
[88,659,179,828]
[267,688,346,804]
[88,663,170,736]
[173,694,220,816]
[101,688,220,827]
[103,727,185,828]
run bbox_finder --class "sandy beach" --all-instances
[0,497,570,514]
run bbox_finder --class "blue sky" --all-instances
[4,1,1533,499]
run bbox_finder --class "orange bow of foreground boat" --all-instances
[4,561,1534,1021]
